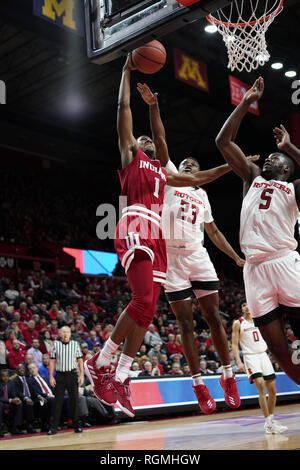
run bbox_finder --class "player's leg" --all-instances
[264,378,287,433]
[113,280,161,417]
[197,291,240,409]
[85,250,154,409]
[171,299,200,375]
[253,376,269,417]
[258,317,300,384]
[170,298,216,414]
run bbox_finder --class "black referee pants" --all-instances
[52,371,79,430]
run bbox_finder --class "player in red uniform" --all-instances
[85,56,242,417]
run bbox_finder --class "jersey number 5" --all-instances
[259,188,274,210]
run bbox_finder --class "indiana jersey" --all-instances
[240,175,299,263]
[239,317,267,354]
[161,160,213,251]
[115,147,167,280]
[118,147,167,213]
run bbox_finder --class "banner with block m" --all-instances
[33,0,84,36]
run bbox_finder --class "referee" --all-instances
[48,326,84,435]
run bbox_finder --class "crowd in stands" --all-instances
[0,269,289,437]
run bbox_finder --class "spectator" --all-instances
[140,361,154,377]
[86,330,102,351]
[48,320,59,340]
[0,302,13,322]
[165,334,183,358]
[182,363,191,376]
[199,360,214,375]
[39,329,54,354]
[7,340,27,370]
[27,339,43,368]
[169,362,183,376]
[38,354,55,381]
[4,283,19,305]
[148,343,162,362]
[0,369,22,437]
[144,324,163,348]
[81,343,89,362]
[0,334,7,370]
[13,364,37,434]
[151,356,163,375]
[22,354,34,377]
[159,353,171,374]
[22,319,39,347]
[28,362,54,432]
[92,342,101,356]
[16,302,32,323]
[128,361,141,378]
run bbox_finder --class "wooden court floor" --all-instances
[1,402,300,451]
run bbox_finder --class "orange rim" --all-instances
[206,0,283,28]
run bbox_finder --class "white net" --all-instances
[207,0,284,73]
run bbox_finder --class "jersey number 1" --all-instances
[153,178,160,198]
[259,188,274,210]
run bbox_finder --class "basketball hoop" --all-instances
[206,0,284,73]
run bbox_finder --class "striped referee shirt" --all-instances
[50,339,82,372]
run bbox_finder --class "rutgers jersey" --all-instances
[239,317,267,354]
[115,147,167,283]
[240,175,299,263]
[161,160,213,251]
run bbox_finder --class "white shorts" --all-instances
[243,352,275,384]
[244,250,300,326]
[163,248,220,302]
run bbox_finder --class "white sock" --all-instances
[115,353,134,383]
[95,337,119,369]
[192,374,204,386]
[222,364,233,379]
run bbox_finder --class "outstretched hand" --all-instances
[123,53,136,71]
[246,155,260,163]
[243,77,264,105]
[235,257,245,267]
[273,124,290,150]
[137,82,158,105]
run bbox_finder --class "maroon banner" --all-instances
[173,48,209,93]
[229,75,259,116]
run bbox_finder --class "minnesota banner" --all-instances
[173,48,209,93]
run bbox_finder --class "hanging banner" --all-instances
[33,0,84,36]
[173,48,209,92]
[229,75,259,115]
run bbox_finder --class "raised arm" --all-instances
[117,55,139,169]
[166,156,259,188]
[215,77,264,188]
[204,221,245,267]
[137,82,170,167]
[274,124,300,209]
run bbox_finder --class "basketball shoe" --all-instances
[219,374,241,409]
[264,419,288,434]
[113,378,135,418]
[192,384,216,414]
[84,352,117,406]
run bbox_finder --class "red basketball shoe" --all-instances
[219,374,241,409]
[192,384,216,415]
[84,352,117,406]
[113,378,135,418]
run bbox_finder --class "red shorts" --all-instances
[114,214,167,285]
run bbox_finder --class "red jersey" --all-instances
[115,148,167,283]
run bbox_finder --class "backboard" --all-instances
[84,0,231,64]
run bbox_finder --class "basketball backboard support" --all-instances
[84,0,232,65]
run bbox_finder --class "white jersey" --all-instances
[161,160,213,251]
[240,175,299,263]
[238,317,267,355]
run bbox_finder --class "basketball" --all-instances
[131,40,166,74]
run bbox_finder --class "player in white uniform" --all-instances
[216,77,300,385]
[232,301,287,434]
[137,83,254,414]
